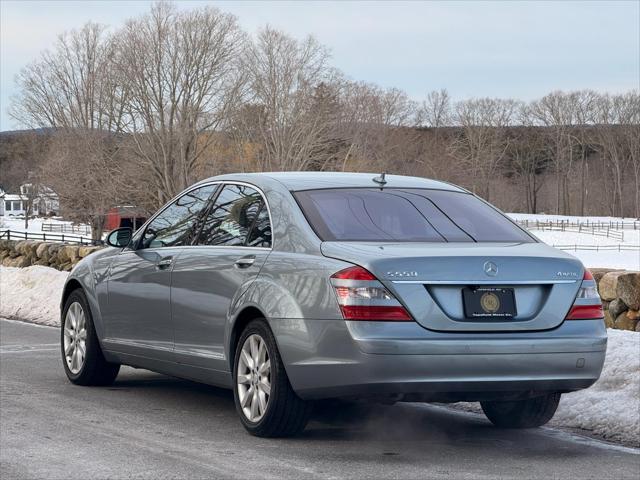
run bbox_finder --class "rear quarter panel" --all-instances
[238,252,347,321]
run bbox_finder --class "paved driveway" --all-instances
[1,319,638,479]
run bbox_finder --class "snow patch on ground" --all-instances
[552,329,640,446]
[0,266,68,326]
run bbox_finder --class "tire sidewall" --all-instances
[232,319,280,433]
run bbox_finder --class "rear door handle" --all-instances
[156,256,174,270]
[234,255,256,269]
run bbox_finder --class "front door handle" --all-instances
[234,255,256,269]
[156,256,174,270]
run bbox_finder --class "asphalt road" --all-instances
[1,318,638,480]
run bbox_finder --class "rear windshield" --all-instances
[294,188,534,243]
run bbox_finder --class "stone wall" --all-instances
[592,268,640,332]
[0,240,102,271]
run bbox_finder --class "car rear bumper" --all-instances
[268,318,607,400]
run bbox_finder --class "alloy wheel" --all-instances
[63,301,87,374]
[236,334,271,422]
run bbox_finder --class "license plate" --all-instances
[462,287,516,319]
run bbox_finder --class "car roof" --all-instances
[200,172,466,192]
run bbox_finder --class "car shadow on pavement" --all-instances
[106,369,589,458]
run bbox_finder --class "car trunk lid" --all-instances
[321,241,584,332]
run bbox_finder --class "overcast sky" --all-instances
[1,0,638,131]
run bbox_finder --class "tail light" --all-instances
[330,266,413,321]
[565,270,603,320]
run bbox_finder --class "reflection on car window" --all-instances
[140,185,217,249]
[294,188,533,243]
[246,205,272,247]
[197,184,271,247]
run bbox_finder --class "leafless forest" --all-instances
[1,2,638,239]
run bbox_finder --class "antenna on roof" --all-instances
[372,172,387,187]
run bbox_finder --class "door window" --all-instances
[246,204,272,247]
[140,185,218,249]
[196,184,271,247]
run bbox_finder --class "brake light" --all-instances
[565,270,603,320]
[330,266,413,321]
[566,305,604,320]
[331,266,377,281]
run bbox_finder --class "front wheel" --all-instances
[233,319,311,437]
[61,289,120,386]
[481,393,561,428]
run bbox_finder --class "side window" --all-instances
[246,205,272,247]
[140,185,217,249]
[196,184,271,247]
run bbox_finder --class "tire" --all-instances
[481,393,561,428]
[232,318,311,437]
[61,289,120,386]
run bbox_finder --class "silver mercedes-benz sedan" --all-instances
[60,172,606,437]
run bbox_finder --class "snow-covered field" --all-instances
[531,229,639,270]
[1,264,638,447]
[0,217,90,242]
[508,213,639,224]
[507,213,640,270]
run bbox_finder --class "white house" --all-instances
[0,183,59,217]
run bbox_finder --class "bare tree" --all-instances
[618,91,640,218]
[233,26,336,171]
[592,93,633,217]
[529,91,583,215]
[420,89,452,128]
[505,115,549,214]
[334,81,419,172]
[21,171,42,230]
[570,91,598,216]
[451,98,519,201]
[10,22,131,236]
[115,2,247,205]
[44,132,116,240]
[11,23,125,132]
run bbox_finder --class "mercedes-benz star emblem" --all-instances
[484,261,498,277]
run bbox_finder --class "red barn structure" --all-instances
[105,206,147,231]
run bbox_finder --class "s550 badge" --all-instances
[387,271,418,278]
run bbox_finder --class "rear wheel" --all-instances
[481,393,561,428]
[61,289,120,386]
[233,319,311,437]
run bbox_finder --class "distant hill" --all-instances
[0,128,57,138]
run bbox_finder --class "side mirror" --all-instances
[106,227,133,248]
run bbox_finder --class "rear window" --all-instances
[293,188,534,243]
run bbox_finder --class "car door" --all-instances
[104,184,219,361]
[170,183,272,371]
